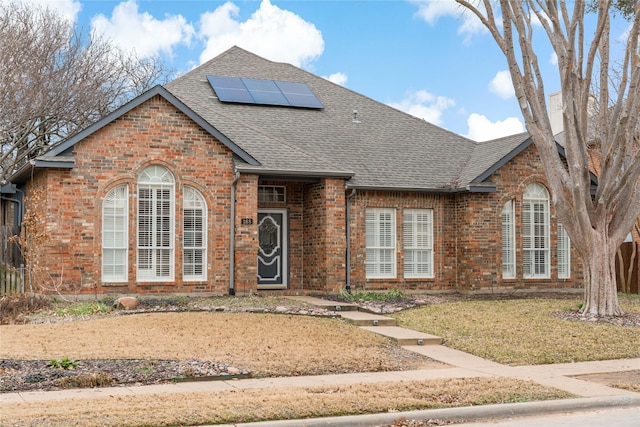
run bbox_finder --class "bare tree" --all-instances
[0,1,172,181]
[452,0,639,316]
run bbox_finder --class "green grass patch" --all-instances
[54,302,112,317]
[393,296,640,365]
[339,288,406,302]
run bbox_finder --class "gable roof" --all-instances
[9,85,259,184]
[166,46,488,191]
[11,46,537,192]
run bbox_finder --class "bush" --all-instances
[0,294,51,324]
[54,372,114,389]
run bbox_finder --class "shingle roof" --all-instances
[11,46,532,192]
[458,132,532,186]
[166,46,517,191]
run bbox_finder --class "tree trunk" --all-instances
[581,236,623,316]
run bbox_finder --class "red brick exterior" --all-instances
[21,95,584,296]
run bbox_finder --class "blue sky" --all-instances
[29,0,631,141]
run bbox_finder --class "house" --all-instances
[2,46,584,296]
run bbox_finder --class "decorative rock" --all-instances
[114,296,140,310]
[227,367,241,375]
[275,306,289,313]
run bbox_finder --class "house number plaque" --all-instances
[241,218,254,225]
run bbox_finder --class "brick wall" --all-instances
[456,143,583,291]
[26,95,236,295]
[348,190,457,292]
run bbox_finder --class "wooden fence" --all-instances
[616,242,639,294]
[0,226,24,296]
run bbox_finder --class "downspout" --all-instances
[229,171,240,296]
[345,188,356,294]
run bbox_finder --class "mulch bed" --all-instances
[0,358,249,393]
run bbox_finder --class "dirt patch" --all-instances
[572,370,640,392]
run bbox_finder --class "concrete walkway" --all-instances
[2,296,639,425]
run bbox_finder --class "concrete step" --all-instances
[285,296,358,312]
[360,326,443,346]
[339,311,397,327]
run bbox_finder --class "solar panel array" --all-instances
[207,76,324,109]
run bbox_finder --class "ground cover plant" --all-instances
[393,295,640,365]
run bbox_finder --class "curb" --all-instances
[213,395,640,427]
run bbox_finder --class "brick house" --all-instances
[2,46,584,296]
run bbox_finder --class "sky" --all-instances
[24,0,632,141]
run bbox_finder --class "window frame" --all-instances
[365,208,396,279]
[523,183,550,279]
[501,200,516,279]
[183,186,207,281]
[557,222,571,279]
[102,185,129,282]
[137,166,175,282]
[403,209,434,279]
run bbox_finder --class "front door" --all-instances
[257,209,288,289]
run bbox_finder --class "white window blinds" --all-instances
[183,186,207,281]
[137,166,175,281]
[523,183,550,278]
[501,200,516,279]
[102,185,128,282]
[403,209,433,278]
[366,208,396,278]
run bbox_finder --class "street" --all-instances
[460,406,640,426]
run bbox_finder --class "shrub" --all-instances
[54,372,114,389]
[0,294,51,324]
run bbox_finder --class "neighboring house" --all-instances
[1,46,584,296]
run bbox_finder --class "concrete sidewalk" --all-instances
[2,297,638,426]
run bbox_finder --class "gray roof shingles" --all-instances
[14,47,529,192]
[166,46,520,191]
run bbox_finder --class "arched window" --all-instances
[523,183,550,278]
[183,186,207,281]
[137,166,175,281]
[102,185,128,282]
[501,200,516,279]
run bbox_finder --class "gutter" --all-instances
[229,171,240,296]
[345,188,356,294]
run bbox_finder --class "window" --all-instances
[258,185,286,203]
[183,186,207,281]
[137,166,175,281]
[366,208,396,278]
[102,185,128,282]
[404,209,433,278]
[523,183,550,278]
[557,222,571,278]
[501,200,516,279]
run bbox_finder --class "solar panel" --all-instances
[207,76,323,109]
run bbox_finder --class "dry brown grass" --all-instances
[0,377,572,427]
[393,297,640,365]
[0,312,438,376]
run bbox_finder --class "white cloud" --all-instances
[91,0,195,58]
[198,0,324,67]
[550,52,558,65]
[324,72,348,86]
[26,0,82,23]
[389,90,455,126]
[466,113,524,141]
[411,0,488,42]
[488,70,515,99]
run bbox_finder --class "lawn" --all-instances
[2,293,637,426]
[393,295,640,365]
